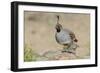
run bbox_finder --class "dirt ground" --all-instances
[24,11,90,61]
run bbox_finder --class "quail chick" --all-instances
[55,16,78,53]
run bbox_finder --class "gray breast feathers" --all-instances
[55,29,73,45]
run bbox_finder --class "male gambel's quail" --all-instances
[55,16,78,53]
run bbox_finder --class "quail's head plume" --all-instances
[55,15,63,32]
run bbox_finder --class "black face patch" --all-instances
[56,28,60,32]
[55,24,62,32]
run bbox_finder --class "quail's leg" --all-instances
[62,43,78,54]
[62,45,71,53]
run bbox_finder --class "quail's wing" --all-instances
[64,29,78,42]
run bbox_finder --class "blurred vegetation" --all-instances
[24,44,40,62]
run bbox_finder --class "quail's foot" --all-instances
[62,49,75,54]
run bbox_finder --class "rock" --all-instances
[42,50,77,60]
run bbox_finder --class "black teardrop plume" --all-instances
[57,15,59,24]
